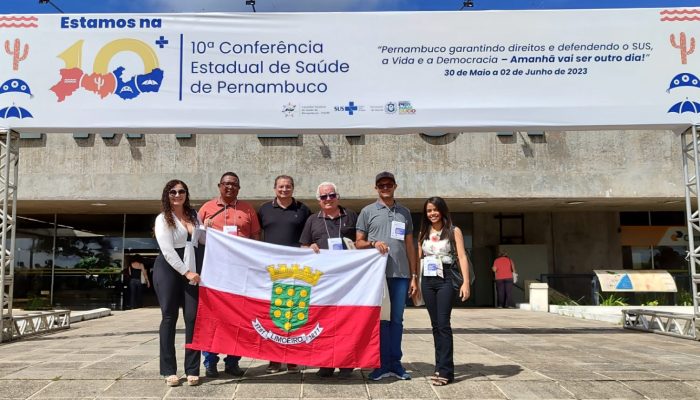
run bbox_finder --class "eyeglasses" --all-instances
[319,192,338,201]
[168,189,187,197]
[219,182,240,188]
[376,183,394,190]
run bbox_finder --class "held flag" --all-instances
[189,229,387,368]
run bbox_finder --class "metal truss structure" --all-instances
[623,308,697,340]
[681,125,700,338]
[9,310,71,338]
[0,130,18,343]
[625,126,700,340]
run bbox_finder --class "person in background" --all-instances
[198,172,261,378]
[492,251,516,308]
[417,196,470,386]
[153,179,203,387]
[299,181,357,378]
[258,175,311,374]
[127,254,150,309]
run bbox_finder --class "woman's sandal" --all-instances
[165,375,180,387]
[187,375,201,386]
[430,373,451,386]
[431,377,450,386]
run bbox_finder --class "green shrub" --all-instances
[25,296,51,310]
[676,290,694,306]
[598,293,628,306]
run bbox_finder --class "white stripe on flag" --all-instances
[201,228,388,306]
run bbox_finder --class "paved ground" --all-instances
[0,308,699,399]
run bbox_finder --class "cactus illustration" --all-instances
[93,76,105,91]
[670,32,696,65]
[4,38,29,71]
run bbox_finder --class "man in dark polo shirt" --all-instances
[299,181,358,378]
[257,175,311,374]
[258,175,311,247]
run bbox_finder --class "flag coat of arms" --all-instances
[189,229,387,368]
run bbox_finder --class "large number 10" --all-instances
[57,39,160,74]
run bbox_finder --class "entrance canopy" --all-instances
[0,8,698,134]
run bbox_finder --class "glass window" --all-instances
[620,211,685,226]
[124,214,158,252]
[13,215,56,309]
[650,212,685,226]
[622,246,653,269]
[620,212,650,226]
[53,214,124,309]
[622,245,687,271]
[653,246,687,271]
[124,214,160,308]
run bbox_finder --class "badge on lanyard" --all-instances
[390,220,406,241]
[422,256,444,278]
[327,237,343,250]
[223,225,238,236]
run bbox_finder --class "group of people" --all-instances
[152,170,478,387]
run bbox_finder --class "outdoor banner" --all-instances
[189,229,386,368]
[0,8,699,133]
[594,269,677,292]
[620,226,690,246]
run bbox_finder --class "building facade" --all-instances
[11,130,690,309]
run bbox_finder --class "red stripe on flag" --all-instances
[189,287,380,368]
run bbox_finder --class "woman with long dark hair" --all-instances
[153,179,204,387]
[417,196,470,386]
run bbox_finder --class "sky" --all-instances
[1,0,699,14]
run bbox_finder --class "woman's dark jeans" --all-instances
[421,274,455,380]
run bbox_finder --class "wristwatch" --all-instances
[370,241,376,248]
[411,273,418,279]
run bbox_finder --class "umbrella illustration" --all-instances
[0,78,32,96]
[667,72,700,92]
[0,105,33,119]
[668,98,700,114]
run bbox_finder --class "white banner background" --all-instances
[1,8,699,133]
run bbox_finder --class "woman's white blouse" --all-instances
[155,213,200,275]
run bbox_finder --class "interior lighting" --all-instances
[461,0,474,9]
[90,203,107,207]
[566,201,585,205]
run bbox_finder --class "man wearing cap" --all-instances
[356,172,418,381]
[198,171,261,378]
[299,181,358,379]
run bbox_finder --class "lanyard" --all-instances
[321,211,343,240]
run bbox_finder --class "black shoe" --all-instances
[205,365,219,378]
[266,362,281,374]
[337,368,353,379]
[224,365,245,377]
[316,367,334,378]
